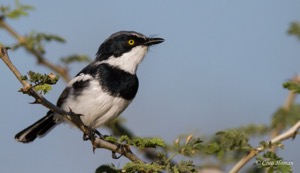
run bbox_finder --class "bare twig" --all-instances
[229,120,300,173]
[0,17,71,82]
[0,46,144,163]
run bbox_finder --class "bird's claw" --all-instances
[111,143,128,159]
[112,151,123,159]
[82,128,102,141]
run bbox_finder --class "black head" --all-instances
[96,31,164,61]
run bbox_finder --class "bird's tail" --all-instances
[15,111,58,143]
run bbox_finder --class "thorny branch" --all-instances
[0,46,144,163]
[229,120,300,173]
[0,16,71,82]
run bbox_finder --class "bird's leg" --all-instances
[83,127,103,141]
[94,129,103,138]
[67,107,103,141]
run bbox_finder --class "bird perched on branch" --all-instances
[15,31,164,143]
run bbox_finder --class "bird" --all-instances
[15,31,164,143]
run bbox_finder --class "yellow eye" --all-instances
[128,39,135,45]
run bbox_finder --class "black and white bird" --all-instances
[15,31,164,143]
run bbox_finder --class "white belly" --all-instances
[58,80,131,128]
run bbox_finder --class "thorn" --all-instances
[91,138,99,154]
[68,106,73,113]
[68,106,83,117]
[292,131,298,140]
[93,145,96,154]
[29,99,40,104]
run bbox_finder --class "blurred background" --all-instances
[0,1,299,172]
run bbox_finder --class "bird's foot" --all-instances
[83,128,103,141]
[112,143,129,159]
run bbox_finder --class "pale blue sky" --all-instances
[1,1,300,172]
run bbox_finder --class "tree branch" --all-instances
[270,75,300,152]
[0,17,71,82]
[229,120,300,173]
[0,46,144,163]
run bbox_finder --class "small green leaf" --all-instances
[217,149,224,159]
[283,81,300,94]
[23,31,65,54]
[21,71,59,94]
[216,130,250,151]
[20,75,28,80]
[206,142,220,154]
[34,84,52,94]
[118,135,165,149]
[288,22,300,40]
[103,136,118,143]
[123,162,162,173]
[2,0,34,19]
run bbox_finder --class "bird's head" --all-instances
[96,31,164,74]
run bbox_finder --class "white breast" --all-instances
[58,76,131,129]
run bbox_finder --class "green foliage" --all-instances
[21,71,59,94]
[33,84,52,95]
[60,54,91,65]
[119,135,165,149]
[203,130,252,162]
[103,135,118,144]
[15,31,66,54]
[272,105,300,129]
[228,124,271,137]
[288,22,300,40]
[96,160,196,173]
[283,81,300,94]
[103,135,165,149]
[256,151,293,173]
[171,131,252,163]
[173,135,204,157]
[259,141,284,150]
[123,162,163,173]
[99,135,197,172]
[166,160,196,173]
[95,164,119,173]
[215,130,252,151]
[0,0,34,19]
[24,71,59,85]
[245,166,265,173]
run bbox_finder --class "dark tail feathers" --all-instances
[15,111,57,143]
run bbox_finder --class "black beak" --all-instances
[144,37,164,46]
